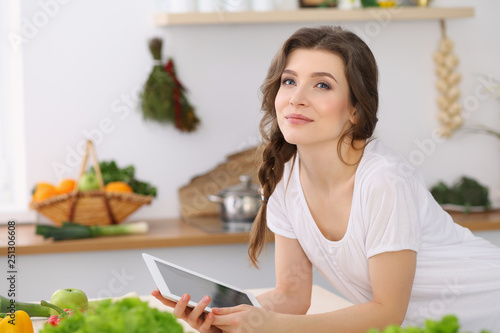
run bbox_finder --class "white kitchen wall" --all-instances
[16,0,500,225]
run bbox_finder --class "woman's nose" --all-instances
[289,87,308,107]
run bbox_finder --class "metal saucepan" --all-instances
[207,175,261,225]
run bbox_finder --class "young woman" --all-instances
[152,26,500,333]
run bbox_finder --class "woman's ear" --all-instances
[349,106,358,125]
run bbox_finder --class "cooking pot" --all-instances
[207,175,261,224]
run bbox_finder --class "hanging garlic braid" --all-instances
[248,26,379,268]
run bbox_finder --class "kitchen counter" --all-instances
[32,285,354,332]
[1,210,499,256]
[0,218,259,256]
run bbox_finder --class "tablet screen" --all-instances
[156,260,254,308]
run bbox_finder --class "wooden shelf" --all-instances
[154,6,474,26]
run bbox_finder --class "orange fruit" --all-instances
[33,183,57,201]
[105,181,133,193]
[55,178,76,194]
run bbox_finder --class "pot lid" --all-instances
[219,175,260,197]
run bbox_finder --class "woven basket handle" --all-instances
[74,140,105,193]
[69,140,117,224]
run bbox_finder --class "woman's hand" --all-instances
[151,290,221,333]
[212,305,280,333]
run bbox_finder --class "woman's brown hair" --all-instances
[248,26,379,267]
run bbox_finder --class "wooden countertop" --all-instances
[0,218,254,256]
[1,210,499,256]
[447,210,500,231]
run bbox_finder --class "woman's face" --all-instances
[275,48,356,147]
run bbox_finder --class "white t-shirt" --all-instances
[266,139,500,332]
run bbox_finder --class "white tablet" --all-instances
[143,253,261,312]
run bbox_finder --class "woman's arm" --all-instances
[149,234,313,333]
[212,249,417,333]
[256,234,313,315]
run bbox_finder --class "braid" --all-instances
[248,130,295,268]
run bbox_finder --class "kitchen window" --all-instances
[0,0,31,223]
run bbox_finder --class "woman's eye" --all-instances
[316,82,330,89]
[282,78,295,86]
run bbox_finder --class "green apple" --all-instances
[49,288,88,315]
[78,173,100,191]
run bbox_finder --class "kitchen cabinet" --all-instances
[153,6,474,26]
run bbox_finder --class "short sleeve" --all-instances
[363,169,422,258]
[266,184,297,239]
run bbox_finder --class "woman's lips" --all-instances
[285,113,313,125]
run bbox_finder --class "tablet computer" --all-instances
[143,253,261,312]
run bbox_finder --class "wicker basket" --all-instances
[30,140,153,226]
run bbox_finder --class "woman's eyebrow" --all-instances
[311,72,338,83]
[282,69,338,84]
[282,69,297,76]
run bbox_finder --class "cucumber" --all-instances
[0,295,51,317]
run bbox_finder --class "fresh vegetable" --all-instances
[430,176,491,212]
[41,300,72,326]
[85,291,140,312]
[0,310,34,333]
[36,221,149,241]
[366,315,491,333]
[0,295,51,317]
[49,289,88,316]
[430,181,450,205]
[90,160,157,197]
[39,297,184,333]
[361,0,379,7]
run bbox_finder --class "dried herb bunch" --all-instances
[141,37,200,132]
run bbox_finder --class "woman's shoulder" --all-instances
[358,139,421,189]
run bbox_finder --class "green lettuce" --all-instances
[40,297,183,333]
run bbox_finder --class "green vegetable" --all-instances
[0,295,51,318]
[90,161,157,197]
[430,176,491,213]
[361,0,380,7]
[36,221,148,241]
[318,0,338,8]
[39,297,184,333]
[366,315,491,333]
[430,181,450,205]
